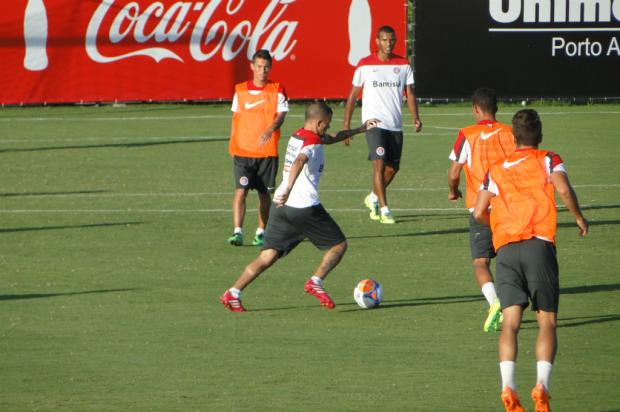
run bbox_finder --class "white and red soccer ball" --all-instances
[353,278,383,309]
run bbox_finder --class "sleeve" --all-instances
[545,152,566,175]
[274,84,288,113]
[300,144,318,159]
[352,66,364,87]
[231,93,238,113]
[481,171,499,196]
[405,64,414,86]
[277,93,289,113]
[448,131,469,164]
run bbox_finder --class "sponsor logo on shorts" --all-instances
[239,176,249,186]
[376,146,385,156]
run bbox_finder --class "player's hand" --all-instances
[343,122,351,146]
[414,118,423,133]
[576,216,589,236]
[273,191,289,208]
[259,132,272,146]
[448,189,462,201]
[364,119,380,130]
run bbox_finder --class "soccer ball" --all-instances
[353,279,383,309]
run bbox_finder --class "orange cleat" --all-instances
[531,383,551,412]
[501,386,526,412]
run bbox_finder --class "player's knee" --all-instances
[387,162,400,173]
[235,188,249,201]
[537,311,557,330]
[256,249,281,267]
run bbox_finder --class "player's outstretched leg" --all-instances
[221,249,281,312]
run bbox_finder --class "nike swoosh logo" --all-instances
[480,128,502,140]
[503,155,529,168]
[244,99,266,110]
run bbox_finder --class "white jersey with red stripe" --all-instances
[352,54,414,131]
[275,128,325,208]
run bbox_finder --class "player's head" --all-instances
[512,109,543,147]
[305,101,333,135]
[250,49,272,84]
[376,25,396,57]
[471,87,498,116]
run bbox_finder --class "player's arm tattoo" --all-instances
[322,119,379,145]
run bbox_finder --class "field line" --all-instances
[1,110,618,122]
[1,203,617,214]
[0,135,228,143]
[1,184,617,199]
[0,208,467,214]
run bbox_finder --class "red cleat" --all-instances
[220,290,245,312]
[304,279,335,309]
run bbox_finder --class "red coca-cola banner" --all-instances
[0,0,407,105]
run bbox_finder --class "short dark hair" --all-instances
[376,25,396,38]
[472,87,498,115]
[305,101,333,121]
[252,49,272,64]
[512,109,543,147]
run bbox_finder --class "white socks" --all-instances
[500,360,553,392]
[369,192,378,203]
[481,282,498,306]
[311,276,323,286]
[500,361,516,390]
[229,288,241,298]
[537,361,553,390]
[233,227,242,235]
[256,228,265,236]
[380,206,390,215]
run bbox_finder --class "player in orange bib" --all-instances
[227,49,288,247]
[473,109,588,412]
[448,88,516,332]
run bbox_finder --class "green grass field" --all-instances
[1,103,619,411]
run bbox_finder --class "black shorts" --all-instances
[233,156,278,193]
[469,214,496,259]
[495,238,559,313]
[262,203,346,256]
[366,127,404,167]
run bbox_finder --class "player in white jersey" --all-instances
[220,102,379,312]
[344,25,422,224]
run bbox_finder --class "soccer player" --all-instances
[473,109,588,412]
[343,25,422,224]
[447,87,516,332]
[220,102,379,312]
[227,49,288,247]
